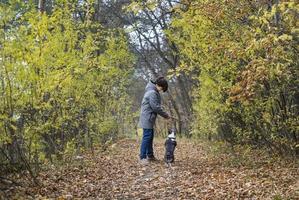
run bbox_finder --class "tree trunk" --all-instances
[38,0,45,13]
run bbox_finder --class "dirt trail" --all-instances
[2,138,298,199]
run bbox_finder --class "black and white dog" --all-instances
[164,128,177,165]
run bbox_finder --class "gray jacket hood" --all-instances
[145,81,158,93]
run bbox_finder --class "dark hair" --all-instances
[155,77,168,92]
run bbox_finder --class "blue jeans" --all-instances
[140,129,154,159]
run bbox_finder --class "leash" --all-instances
[169,116,185,123]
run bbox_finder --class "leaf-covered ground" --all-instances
[1,138,298,199]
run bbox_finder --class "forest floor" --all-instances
[1,138,298,200]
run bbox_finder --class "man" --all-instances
[139,77,170,165]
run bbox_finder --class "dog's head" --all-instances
[168,128,176,139]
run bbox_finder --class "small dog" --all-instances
[164,128,177,165]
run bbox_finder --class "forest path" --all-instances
[3,138,298,199]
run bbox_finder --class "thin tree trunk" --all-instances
[167,90,182,134]
[38,0,45,13]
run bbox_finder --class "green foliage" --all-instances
[0,0,135,176]
[169,0,298,155]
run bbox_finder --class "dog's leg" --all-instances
[166,162,171,168]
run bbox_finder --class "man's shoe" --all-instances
[147,156,158,162]
[140,159,149,165]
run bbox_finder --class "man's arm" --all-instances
[149,91,169,119]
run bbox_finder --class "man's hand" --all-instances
[167,116,181,122]
[166,116,173,123]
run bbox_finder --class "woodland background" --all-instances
[0,0,298,188]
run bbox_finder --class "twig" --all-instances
[0,176,22,187]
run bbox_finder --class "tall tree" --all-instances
[109,0,195,133]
